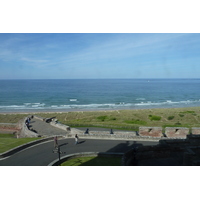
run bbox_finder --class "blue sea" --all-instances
[0,79,200,113]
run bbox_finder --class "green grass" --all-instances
[148,115,161,121]
[97,115,108,121]
[1,107,200,132]
[180,110,195,114]
[61,156,122,166]
[0,133,40,154]
[124,119,147,125]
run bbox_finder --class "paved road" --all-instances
[0,138,158,166]
[0,117,158,166]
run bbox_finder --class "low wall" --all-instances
[192,127,200,135]
[139,127,163,138]
[50,120,71,132]
[165,127,189,139]
[69,128,159,141]
[33,115,44,121]
[19,117,39,138]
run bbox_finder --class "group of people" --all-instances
[25,116,37,133]
[25,117,31,127]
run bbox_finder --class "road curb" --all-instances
[0,137,55,158]
[48,152,124,166]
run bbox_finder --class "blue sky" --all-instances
[0,33,200,79]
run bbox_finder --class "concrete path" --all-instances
[29,118,69,136]
[0,138,158,166]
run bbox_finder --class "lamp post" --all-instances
[53,146,66,165]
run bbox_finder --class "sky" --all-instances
[0,33,200,79]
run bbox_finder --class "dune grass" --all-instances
[38,107,200,131]
[1,107,200,131]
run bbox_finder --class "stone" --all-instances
[165,127,189,138]
[192,127,200,135]
[139,127,163,138]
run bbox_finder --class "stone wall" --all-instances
[165,127,189,138]
[192,127,200,135]
[19,117,39,138]
[74,130,138,140]
[122,134,200,166]
[139,127,163,138]
[50,119,70,131]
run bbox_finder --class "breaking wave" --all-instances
[1,99,200,112]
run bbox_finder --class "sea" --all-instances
[0,79,200,113]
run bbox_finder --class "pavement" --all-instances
[0,117,159,166]
[29,118,69,136]
[30,118,133,136]
[0,137,158,166]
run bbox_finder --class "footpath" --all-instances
[30,118,68,136]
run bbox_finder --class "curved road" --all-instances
[0,138,158,166]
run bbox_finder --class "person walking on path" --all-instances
[75,134,79,145]
[54,136,58,149]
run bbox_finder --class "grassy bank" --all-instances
[1,107,200,131]
[60,156,122,166]
[0,133,41,154]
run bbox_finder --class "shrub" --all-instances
[97,116,108,121]
[109,117,117,121]
[168,116,175,120]
[149,115,161,121]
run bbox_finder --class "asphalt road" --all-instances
[0,138,158,166]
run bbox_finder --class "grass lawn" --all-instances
[61,156,122,166]
[0,133,40,154]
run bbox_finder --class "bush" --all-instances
[149,115,161,121]
[97,116,108,121]
[168,116,175,120]
[109,117,117,121]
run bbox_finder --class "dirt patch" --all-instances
[0,126,21,133]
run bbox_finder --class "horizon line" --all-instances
[0,78,200,80]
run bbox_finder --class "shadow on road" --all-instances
[107,141,143,153]
[77,140,145,166]
[59,143,68,148]
[78,140,86,144]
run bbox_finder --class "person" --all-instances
[54,136,58,149]
[75,134,79,145]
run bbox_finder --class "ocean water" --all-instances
[0,79,200,112]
